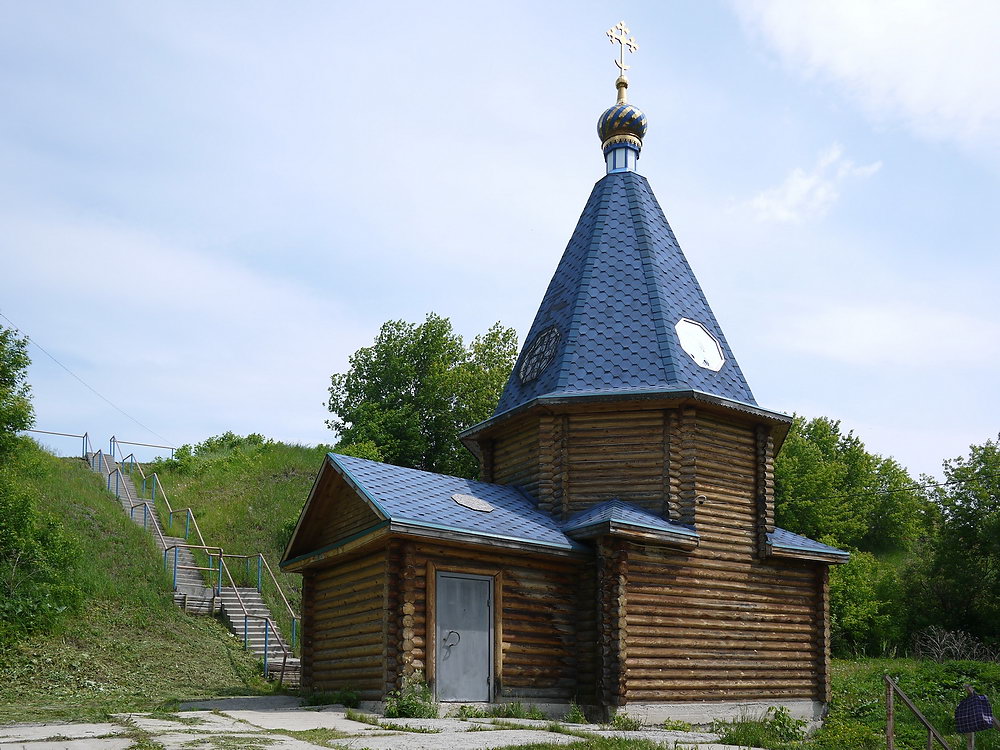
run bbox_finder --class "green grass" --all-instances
[0,445,271,723]
[707,658,1000,750]
[135,439,328,648]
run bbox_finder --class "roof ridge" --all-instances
[556,177,613,391]
[624,174,679,386]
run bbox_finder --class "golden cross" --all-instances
[607,21,638,75]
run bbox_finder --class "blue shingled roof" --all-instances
[768,527,849,559]
[495,171,755,416]
[562,498,697,539]
[327,453,580,552]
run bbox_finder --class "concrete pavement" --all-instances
[0,697,768,749]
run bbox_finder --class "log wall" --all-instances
[388,541,595,702]
[488,416,541,499]
[302,548,386,699]
[620,411,824,703]
[564,409,666,518]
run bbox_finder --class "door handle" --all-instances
[443,630,461,648]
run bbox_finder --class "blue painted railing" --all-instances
[111,443,300,654]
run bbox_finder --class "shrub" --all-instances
[712,706,806,746]
[606,712,643,731]
[661,717,693,731]
[0,466,83,645]
[564,702,587,724]
[383,672,437,718]
[912,626,1000,663]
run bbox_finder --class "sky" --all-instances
[2,1,998,478]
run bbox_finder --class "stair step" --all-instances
[85,452,298,682]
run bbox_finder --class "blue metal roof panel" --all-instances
[327,453,579,551]
[562,498,698,538]
[768,527,850,558]
[495,171,756,416]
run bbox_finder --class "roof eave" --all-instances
[389,520,588,557]
[767,543,850,565]
[463,389,792,446]
[565,519,700,550]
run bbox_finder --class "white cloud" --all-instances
[770,303,999,368]
[735,0,1000,154]
[748,144,881,223]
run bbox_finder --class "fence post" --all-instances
[257,555,263,593]
[172,547,179,589]
[264,624,270,678]
[143,504,148,531]
[185,509,191,540]
[886,677,895,750]
[292,618,297,651]
[114,471,120,498]
[152,475,158,502]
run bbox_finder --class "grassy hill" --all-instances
[0,441,270,723]
[139,435,327,646]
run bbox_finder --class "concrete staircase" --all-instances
[87,452,299,686]
[219,587,300,686]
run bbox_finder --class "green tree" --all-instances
[774,416,927,552]
[326,314,517,479]
[828,547,904,655]
[919,436,1000,639]
[0,333,81,645]
[0,459,82,645]
[0,326,33,457]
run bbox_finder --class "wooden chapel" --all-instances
[281,27,848,722]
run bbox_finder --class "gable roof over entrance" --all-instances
[494,170,756,417]
[281,453,584,570]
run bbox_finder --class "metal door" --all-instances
[435,572,492,701]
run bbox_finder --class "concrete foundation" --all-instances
[617,699,826,726]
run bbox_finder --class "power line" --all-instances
[0,310,175,447]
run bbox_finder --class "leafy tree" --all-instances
[774,416,928,552]
[827,547,905,655]
[0,335,81,645]
[0,460,82,645]
[918,436,1000,639]
[326,314,517,479]
[0,326,33,457]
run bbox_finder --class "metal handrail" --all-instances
[885,675,951,750]
[129,501,169,549]
[259,553,300,647]
[111,435,176,457]
[102,439,299,666]
[25,428,92,459]
[221,552,299,650]
[219,555,292,685]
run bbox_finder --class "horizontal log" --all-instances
[625,687,816,701]
[627,590,816,615]
[625,676,818,690]
[312,641,385,660]
[625,649,818,663]
[624,662,817,676]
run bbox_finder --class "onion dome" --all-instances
[598,75,648,156]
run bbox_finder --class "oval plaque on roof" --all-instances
[451,493,494,513]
